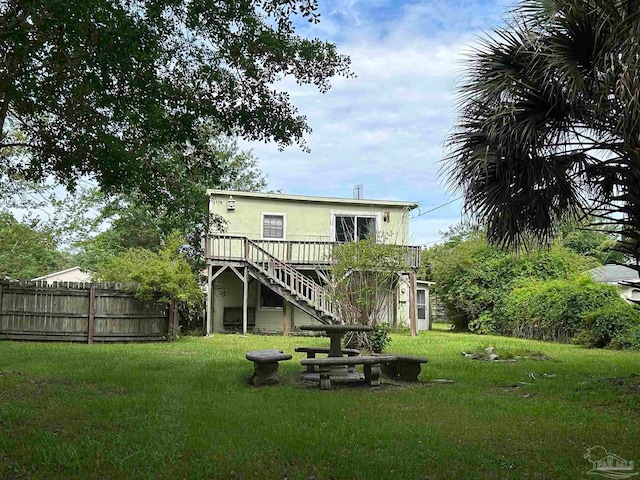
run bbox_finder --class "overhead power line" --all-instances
[411,196,463,219]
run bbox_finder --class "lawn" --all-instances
[1,326,639,479]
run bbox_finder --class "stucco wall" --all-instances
[211,272,321,333]
[209,193,412,245]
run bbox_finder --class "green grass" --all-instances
[1,328,639,479]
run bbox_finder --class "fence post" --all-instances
[88,285,96,344]
[168,298,177,341]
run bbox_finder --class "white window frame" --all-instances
[261,212,286,240]
[330,211,381,242]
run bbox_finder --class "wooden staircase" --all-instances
[244,239,336,324]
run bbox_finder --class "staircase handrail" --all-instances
[244,238,335,318]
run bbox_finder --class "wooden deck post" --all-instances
[409,271,418,337]
[282,301,288,336]
[87,285,96,344]
[291,304,295,331]
[205,265,212,336]
[242,266,248,336]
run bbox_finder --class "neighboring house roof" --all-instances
[32,267,92,283]
[588,264,639,284]
[206,189,419,210]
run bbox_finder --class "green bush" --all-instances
[370,323,392,353]
[468,311,498,335]
[493,276,624,343]
[610,325,640,350]
[422,227,599,331]
[579,304,640,347]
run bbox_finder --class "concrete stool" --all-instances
[246,349,292,386]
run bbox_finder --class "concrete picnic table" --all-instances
[298,324,373,358]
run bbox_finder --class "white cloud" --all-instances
[241,0,506,245]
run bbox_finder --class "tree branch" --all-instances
[0,93,9,143]
[0,142,33,149]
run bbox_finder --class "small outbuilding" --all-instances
[588,264,640,303]
[32,267,92,285]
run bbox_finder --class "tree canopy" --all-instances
[0,212,69,279]
[1,0,350,204]
[445,0,640,264]
[94,231,203,307]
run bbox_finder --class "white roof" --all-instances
[588,264,639,284]
[32,267,88,281]
[207,189,419,210]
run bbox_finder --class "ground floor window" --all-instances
[260,284,283,308]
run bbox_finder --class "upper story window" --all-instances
[335,215,376,242]
[262,213,285,239]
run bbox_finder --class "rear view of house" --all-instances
[204,190,428,334]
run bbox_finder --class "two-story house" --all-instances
[204,189,429,335]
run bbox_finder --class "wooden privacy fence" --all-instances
[0,280,179,343]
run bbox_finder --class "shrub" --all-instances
[94,231,203,307]
[370,323,392,353]
[468,311,498,335]
[493,276,624,343]
[610,325,640,350]
[422,227,599,330]
[579,304,640,347]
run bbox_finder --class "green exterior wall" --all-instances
[209,193,412,244]
[211,271,322,333]
[206,191,422,333]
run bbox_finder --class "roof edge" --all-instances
[32,266,87,281]
[206,189,419,210]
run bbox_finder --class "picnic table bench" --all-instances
[246,349,292,386]
[295,346,360,373]
[373,354,429,382]
[301,355,395,390]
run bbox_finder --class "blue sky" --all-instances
[241,0,512,246]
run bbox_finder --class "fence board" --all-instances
[0,280,171,343]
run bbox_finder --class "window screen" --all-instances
[335,216,355,242]
[263,215,284,239]
[417,289,426,320]
[357,217,376,241]
[335,215,376,242]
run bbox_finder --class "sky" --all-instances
[241,0,511,247]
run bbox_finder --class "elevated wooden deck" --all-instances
[206,235,421,269]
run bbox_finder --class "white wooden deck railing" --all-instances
[206,235,421,269]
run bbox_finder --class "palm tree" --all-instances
[445,0,640,266]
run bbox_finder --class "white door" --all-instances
[417,288,428,331]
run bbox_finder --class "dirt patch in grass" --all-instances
[601,373,640,394]
[462,347,551,362]
[0,370,125,403]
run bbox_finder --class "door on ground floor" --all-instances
[416,288,429,331]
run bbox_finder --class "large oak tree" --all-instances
[0,0,350,201]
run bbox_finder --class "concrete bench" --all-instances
[374,354,429,382]
[246,349,292,386]
[301,355,395,390]
[295,347,360,373]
